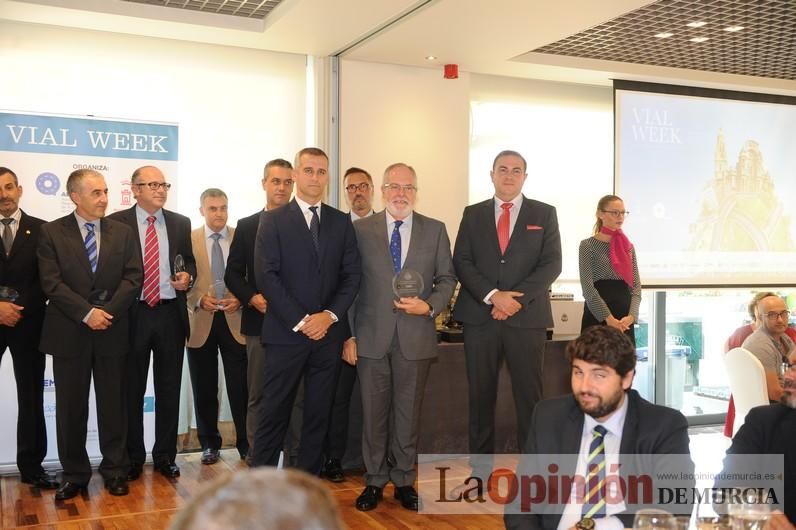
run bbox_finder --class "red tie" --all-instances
[498,202,513,254]
[142,216,160,307]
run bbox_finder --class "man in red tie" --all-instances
[452,150,562,481]
[108,166,196,481]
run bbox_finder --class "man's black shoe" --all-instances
[105,477,129,496]
[126,465,143,481]
[394,485,420,511]
[20,472,59,490]
[355,485,383,511]
[54,481,87,501]
[200,448,220,465]
[321,458,344,483]
[154,462,180,478]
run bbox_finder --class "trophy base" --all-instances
[438,328,464,343]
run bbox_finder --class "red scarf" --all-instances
[600,226,634,287]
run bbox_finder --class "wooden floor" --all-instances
[0,451,505,529]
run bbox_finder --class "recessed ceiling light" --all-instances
[654,32,674,38]
[690,36,710,43]
[687,21,707,28]
[425,55,437,61]
[724,25,744,32]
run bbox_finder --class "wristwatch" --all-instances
[576,518,596,530]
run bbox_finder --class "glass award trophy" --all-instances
[171,254,185,280]
[0,286,20,302]
[392,269,424,298]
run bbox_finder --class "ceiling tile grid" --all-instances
[531,0,796,80]
[121,0,283,19]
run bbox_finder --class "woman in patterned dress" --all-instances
[579,195,641,344]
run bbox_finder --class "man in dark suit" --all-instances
[350,163,456,512]
[505,326,694,530]
[250,147,361,475]
[37,169,142,500]
[108,165,195,480]
[321,165,376,483]
[0,167,57,489]
[226,158,294,463]
[453,149,562,476]
[717,364,796,525]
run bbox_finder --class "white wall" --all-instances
[339,59,470,241]
[0,20,307,226]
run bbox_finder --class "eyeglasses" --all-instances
[135,182,172,191]
[601,210,630,218]
[382,183,417,193]
[345,182,371,193]
[765,310,791,321]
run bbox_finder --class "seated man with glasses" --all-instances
[742,294,796,402]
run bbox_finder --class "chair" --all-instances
[724,347,769,437]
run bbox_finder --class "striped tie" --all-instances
[582,425,607,519]
[84,222,97,273]
[142,215,160,307]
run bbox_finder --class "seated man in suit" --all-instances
[505,326,694,530]
[717,362,796,527]
[742,294,796,402]
[186,188,247,464]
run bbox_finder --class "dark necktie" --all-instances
[390,220,403,274]
[84,222,97,273]
[582,425,607,518]
[309,206,320,253]
[210,232,225,299]
[1,218,13,256]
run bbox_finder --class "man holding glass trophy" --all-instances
[186,188,247,465]
[108,166,196,481]
[350,163,456,512]
[0,167,57,490]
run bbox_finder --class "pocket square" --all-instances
[526,225,543,230]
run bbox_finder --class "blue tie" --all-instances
[85,222,97,273]
[390,220,403,274]
[582,425,607,518]
[309,206,320,254]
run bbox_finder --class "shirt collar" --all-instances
[386,210,413,230]
[74,211,99,229]
[1,209,21,224]
[204,224,229,240]
[295,196,322,214]
[135,204,164,224]
[584,389,629,438]
[493,193,524,211]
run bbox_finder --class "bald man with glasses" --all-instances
[742,294,796,402]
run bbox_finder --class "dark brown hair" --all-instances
[567,326,636,377]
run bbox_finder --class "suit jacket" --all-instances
[37,214,143,357]
[352,210,456,360]
[720,404,796,522]
[225,210,263,337]
[505,389,694,530]
[186,225,244,348]
[453,196,562,328]
[0,210,47,335]
[254,199,361,346]
[107,205,196,339]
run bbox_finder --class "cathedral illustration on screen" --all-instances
[689,129,794,251]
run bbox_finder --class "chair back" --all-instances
[724,347,769,436]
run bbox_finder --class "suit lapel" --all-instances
[164,209,177,274]
[481,200,502,257]
[402,213,423,271]
[96,217,114,274]
[371,211,394,272]
[505,196,529,255]
[194,228,210,282]
[318,204,334,264]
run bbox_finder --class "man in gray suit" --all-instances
[350,163,456,512]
